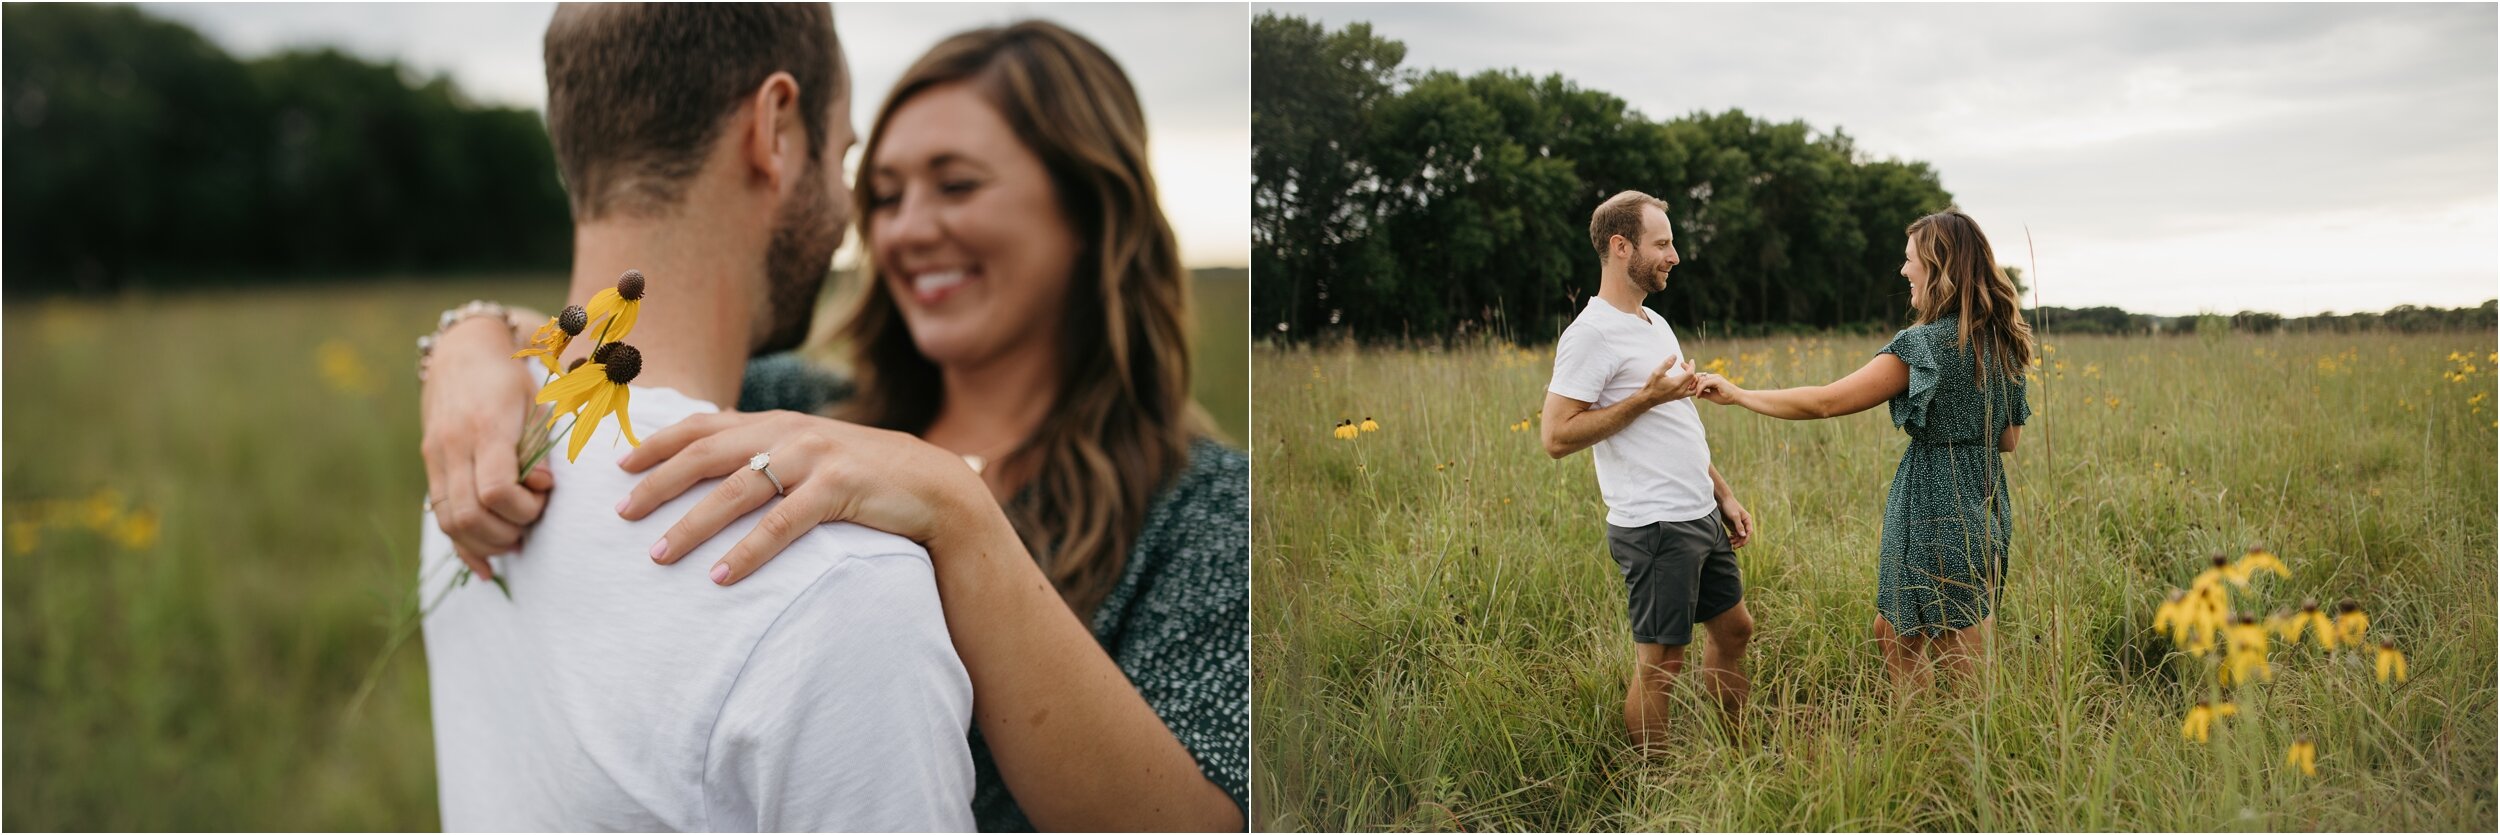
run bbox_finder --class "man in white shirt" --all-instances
[417,5,972,829]
[1540,190,1759,751]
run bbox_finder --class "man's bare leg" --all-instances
[1624,642,1684,753]
[1698,602,1754,730]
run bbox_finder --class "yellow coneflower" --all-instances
[2223,614,2272,685]
[9,520,39,555]
[1360,417,1379,433]
[2334,600,2368,648]
[1333,420,1359,440]
[2193,553,2238,590]
[2232,547,2290,584]
[2374,641,2408,684]
[2265,608,2298,643]
[2181,701,2217,743]
[113,508,159,550]
[583,269,647,342]
[536,342,644,461]
[2153,589,2187,638]
[512,304,589,375]
[2289,600,2336,650]
[2285,739,2317,777]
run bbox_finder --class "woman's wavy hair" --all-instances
[835,20,1209,618]
[1907,209,2035,387]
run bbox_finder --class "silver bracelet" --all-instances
[416,300,517,381]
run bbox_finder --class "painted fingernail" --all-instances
[616,497,631,516]
[709,563,730,585]
[649,538,668,562]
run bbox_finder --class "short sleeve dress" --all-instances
[741,353,1251,832]
[1874,319,2030,637]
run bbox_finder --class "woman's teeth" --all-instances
[913,270,968,296]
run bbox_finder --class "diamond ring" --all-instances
[748,452,784,496]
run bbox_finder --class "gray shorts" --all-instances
[1607,510,1743,646]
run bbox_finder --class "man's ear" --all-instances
[1610,233,1628,262]
[743,71,805,193]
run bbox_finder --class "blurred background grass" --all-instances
[0,271,1247,830]
[1251,331,2496,831]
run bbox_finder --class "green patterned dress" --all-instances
[741,352,1250,832]
[1874,319,2030,637]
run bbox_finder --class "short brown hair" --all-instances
[544,3,843,219]
[1589,190,1668,264]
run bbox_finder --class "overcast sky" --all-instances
[142,2,1250,268]
[1262,2,2496,317]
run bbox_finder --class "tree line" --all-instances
[3,4,571,297]
[1253,12,1957,344]
[2041,301,2497,336]
[1251,13,2494,343]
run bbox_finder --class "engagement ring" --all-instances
[749,452,785,496]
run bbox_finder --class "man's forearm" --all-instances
[1546,395,1657,458]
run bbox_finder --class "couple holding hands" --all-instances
[1541,191,2033,747]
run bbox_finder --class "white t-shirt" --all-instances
[419,384,975,832]
[1546,297,1718,527]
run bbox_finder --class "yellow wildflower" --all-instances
[1361,417,1380,433]
[2181,701,2217,743]
[2334,600,2368,648]
[2374,641,2407,684]
[113,509,159,550]
[583,269,647,342]
[9,520,39,555]
[2288,600,2336,650]
[535,342,644,461]
[2232,547,2290,584]
[2286,739,2317,777]
[317,339,375,396]
[2152,589,2186,637]
[512,304,589,375]
[2222,615,2272,685]
[81,489,121,531]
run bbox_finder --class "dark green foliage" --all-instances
[3,4,570,296]
[1252,12,1956,343]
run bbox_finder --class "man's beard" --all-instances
[1627,247,1669,293]
[754,163,842,356]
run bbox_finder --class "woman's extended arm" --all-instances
[616,412,1243,831]
[2000,424,2022,453]
[1696,354,1911,420]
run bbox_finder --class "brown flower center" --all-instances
[600,343,642,384]
[559,305,588,336]
[617,269,646,301]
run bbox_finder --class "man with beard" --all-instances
[1540,190,1759,751]
[413,5,973,829]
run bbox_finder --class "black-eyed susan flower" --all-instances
[513,304,589,375]
[2181,701,2217,743]
[2193,553,2238,590]
[2222,614,2272,685]
[2374,640,2408,684]
[2231,547,2290,585]
[1361,417,1379,433]
[2286,739,2317,777]
[2287,600,2336,650]
[536,342,644,461]
[2335,600,2369,648]
[584,269,647,342]
[1332,420,1357,440]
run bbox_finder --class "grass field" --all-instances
[1,270,1247,830]
[1251,330,2497,831]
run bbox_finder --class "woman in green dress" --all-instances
[1695,209,2034,687]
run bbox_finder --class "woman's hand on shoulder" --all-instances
[615,410,993,585]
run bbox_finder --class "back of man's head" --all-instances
[544,2,842,221]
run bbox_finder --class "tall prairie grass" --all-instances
[1252,331,2496,831]
[2,271,1248,830]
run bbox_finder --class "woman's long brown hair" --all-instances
[836,21,1209,618]
[1907,210,2035,386]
